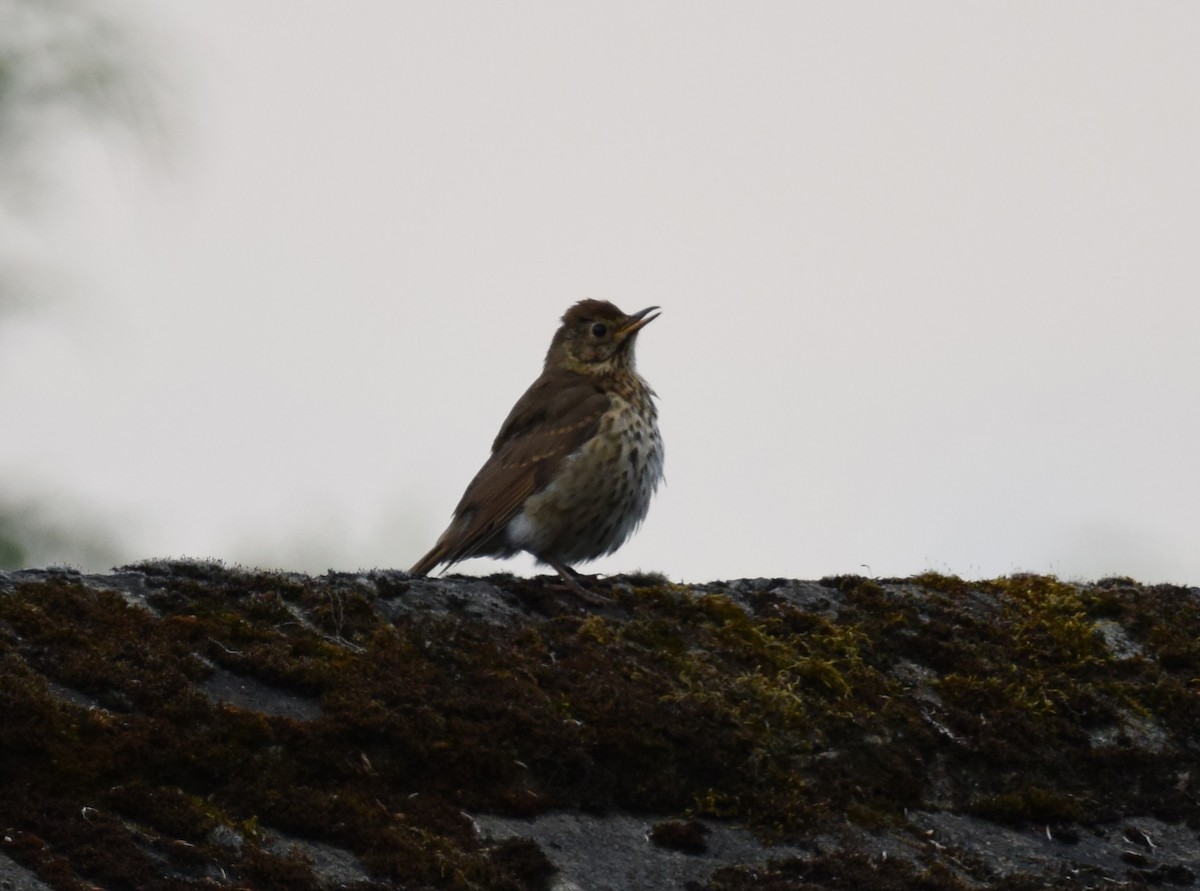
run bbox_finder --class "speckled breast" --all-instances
[507,386,663,565]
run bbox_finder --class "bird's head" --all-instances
[546,300,660,375]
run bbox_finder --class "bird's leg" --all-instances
[544,559,612,605]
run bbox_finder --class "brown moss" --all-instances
[696,851,976,891]
[649,819,710,854]
[968,786,1090,825]
[2,564,1199,889]
[483,838,557,891]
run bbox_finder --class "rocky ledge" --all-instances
[1,562,1198,890]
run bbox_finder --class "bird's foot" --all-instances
[546,561,613,605]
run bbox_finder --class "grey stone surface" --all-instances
[0,852,53,891]
[475,812,808,891]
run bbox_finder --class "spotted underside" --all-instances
[507,386,663,565]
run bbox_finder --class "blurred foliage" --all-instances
[0,500,122,569]
[1,0,163,568]
[0,0,161,208]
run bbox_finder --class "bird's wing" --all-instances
[410,371,609,573]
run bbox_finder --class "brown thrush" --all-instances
[410,300,664,598]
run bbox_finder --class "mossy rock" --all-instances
[1,563,1198,889]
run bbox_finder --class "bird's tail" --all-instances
[410,517,469,576]
[408,545,445,577]
[410,510,499,577]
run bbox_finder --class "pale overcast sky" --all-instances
[2,2,1198,583]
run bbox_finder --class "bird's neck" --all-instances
[555,353,635,380]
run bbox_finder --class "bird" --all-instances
[410,299,664,600]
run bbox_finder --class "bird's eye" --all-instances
[590,322,607,338]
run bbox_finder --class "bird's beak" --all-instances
[617,306,661,339]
